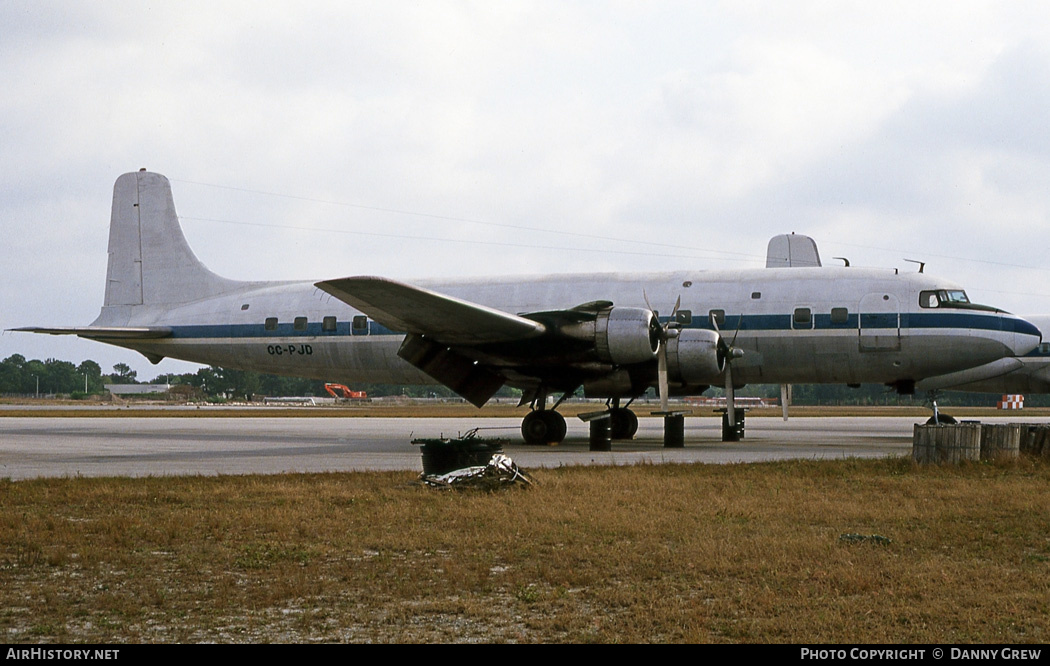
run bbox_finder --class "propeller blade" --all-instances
[645,291,682,413]
[729,312,743,348]
[725,362,735,426]
[780,383,790,421]
[658,343,669,413]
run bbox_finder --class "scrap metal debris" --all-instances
[420,454,535,490]
[413,428,509,475]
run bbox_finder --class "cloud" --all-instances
[5,2,1050,377]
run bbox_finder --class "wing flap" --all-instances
[316,276,546,345]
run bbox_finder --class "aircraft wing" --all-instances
[9,326,172,339]
[315,276,546,345]
[915,357,1024,392]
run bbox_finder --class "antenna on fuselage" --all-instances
[832,257,850,267]
[904,259,926,273]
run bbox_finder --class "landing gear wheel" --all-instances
[609,407,639,440]
[521,410,567,445]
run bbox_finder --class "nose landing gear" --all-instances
[925,391,958,425]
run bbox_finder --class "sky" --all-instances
[4,1,1050,382]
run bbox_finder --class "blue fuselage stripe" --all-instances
[166,310,1032,340]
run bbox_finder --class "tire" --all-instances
[609,407,638,439]
[521,411,567,445]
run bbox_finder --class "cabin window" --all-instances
[830,307,849,324]
[293,316,307,331]
[322,316,337,332]
[676,310,692,325]
[240,303,250,311]
[793,307,812,328]
[264,317,278,331]
[352,315,369,332]
[751,292,761,299]
[708,309,726,327]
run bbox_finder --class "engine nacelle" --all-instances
[582,369,634,398]
[594,307,660,365]
[667,328,725,385]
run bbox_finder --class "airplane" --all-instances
[14,170,1043,444]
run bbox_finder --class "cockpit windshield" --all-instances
[919,289,1000,312]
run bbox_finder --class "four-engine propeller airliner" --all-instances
[15,170,1043,443]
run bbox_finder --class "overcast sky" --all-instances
[4,1,1050,382]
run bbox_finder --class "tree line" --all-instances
[0,354,466,401]
[1,353,1041,406]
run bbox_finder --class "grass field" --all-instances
[2,456,1049,643]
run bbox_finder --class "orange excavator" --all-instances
[324,383,368,400]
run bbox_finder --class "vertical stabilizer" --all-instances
[103,170,241,308]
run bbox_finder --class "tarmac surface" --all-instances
[6,412,1048,480]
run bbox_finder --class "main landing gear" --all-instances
[608,398,639,440]
[520,386,571,445]
[520,410,567,445]
[520,394,640,445]
[608,407,638,440]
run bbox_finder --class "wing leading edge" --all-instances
[315,276,546,344]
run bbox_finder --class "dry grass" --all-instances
[2,457,1049,643]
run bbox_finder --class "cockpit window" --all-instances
[920,290,971,309]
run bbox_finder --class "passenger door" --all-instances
[859,293,901,352]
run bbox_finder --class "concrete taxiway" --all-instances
[6,413,1047,480]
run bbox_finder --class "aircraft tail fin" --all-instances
[102,170,241,310]
[765,233,821,268]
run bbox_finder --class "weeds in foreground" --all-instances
[1,457,1048,643]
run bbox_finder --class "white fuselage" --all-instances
[100,265,1041,393]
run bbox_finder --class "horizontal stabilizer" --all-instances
[316,276,546,345]
[10,326,172,339]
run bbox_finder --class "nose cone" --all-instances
[1005,315,1042,356]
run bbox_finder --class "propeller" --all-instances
[644,292,681,413]
[710,312,745,426]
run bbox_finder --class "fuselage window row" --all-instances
[261,316,367,335]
